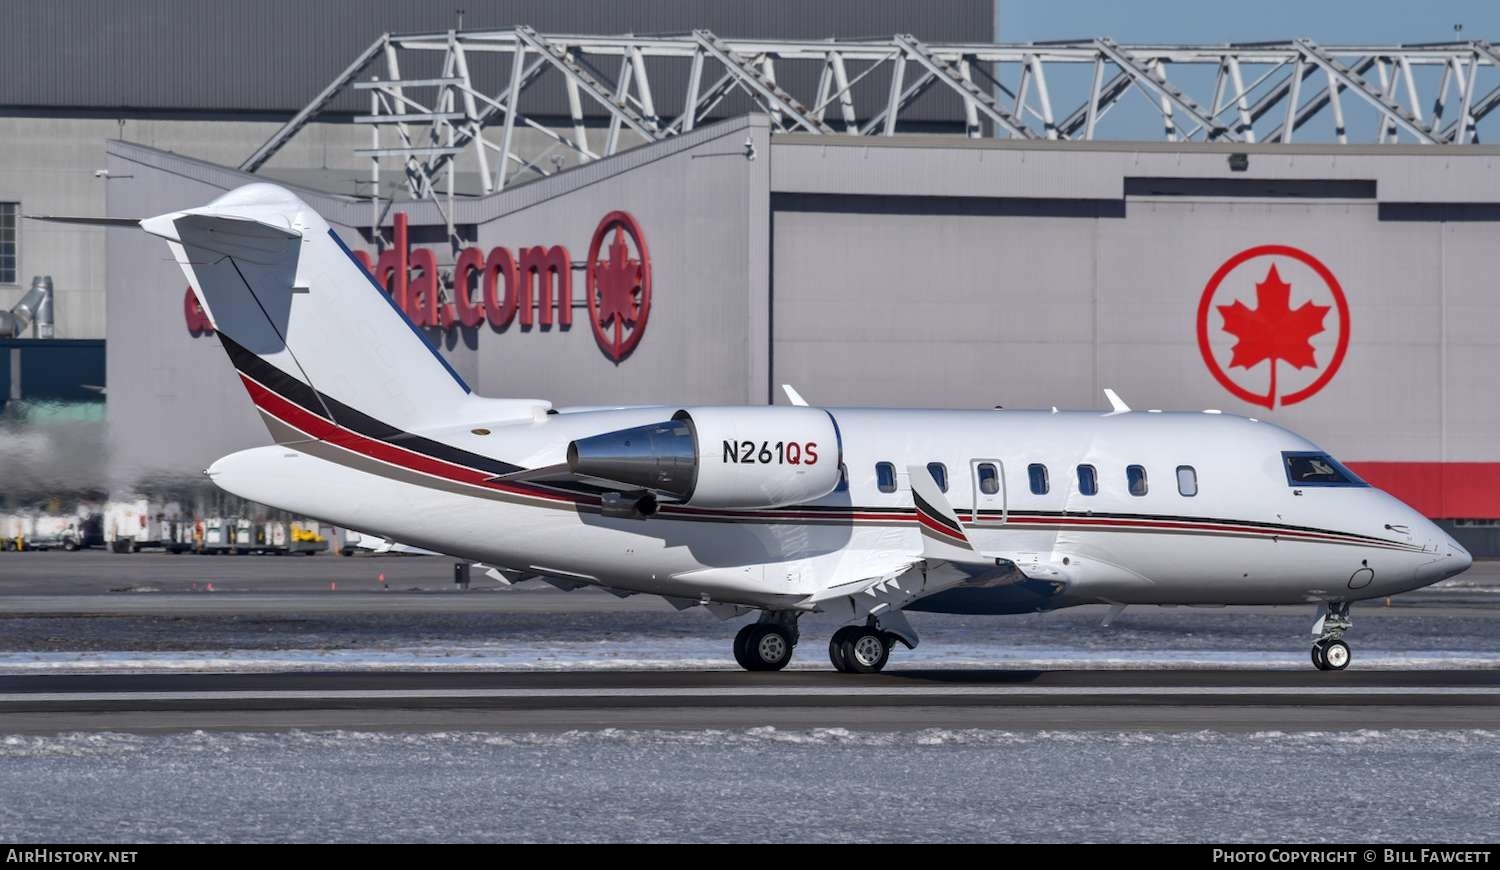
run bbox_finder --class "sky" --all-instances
[997,0,1500,45]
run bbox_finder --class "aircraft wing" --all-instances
[813,469,1091,625]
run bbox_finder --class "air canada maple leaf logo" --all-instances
[585,211,652,364]
[1196,245,1350,410]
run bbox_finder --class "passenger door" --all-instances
[970,459,1006,525]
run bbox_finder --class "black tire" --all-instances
[840,629,890,674]
[745,624,794,672]
[62,539,78,552]
[732,624,758,671]
[1321,639,1351,671]
[828,626,859,673]
[1311,642,1328,671]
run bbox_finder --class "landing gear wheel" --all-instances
[732,624,757,670]
[828,626,859,673]
[734,624,794,672]
[1311,642,1328,671]
[1320,639,1351,671]
[840,629,890,674]
[751,625,794,671]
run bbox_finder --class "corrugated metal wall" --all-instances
[1,0,991,121]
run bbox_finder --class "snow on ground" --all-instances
[0,727,1497,842]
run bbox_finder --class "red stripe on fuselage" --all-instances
[238,374,595,508]
[235,373,1417,551]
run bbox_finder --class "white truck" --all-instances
[1,507,101,551]
[103,499,185,553]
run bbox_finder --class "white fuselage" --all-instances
[207,405,1472,615]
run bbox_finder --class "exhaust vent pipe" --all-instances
[0,276,55,339]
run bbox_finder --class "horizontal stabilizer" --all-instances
[26,215,144,227]
[148,212,302,265]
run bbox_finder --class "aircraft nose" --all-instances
[1427,524,1471,580]
[1447,536,1473,575]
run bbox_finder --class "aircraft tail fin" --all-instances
[141,183,474,444]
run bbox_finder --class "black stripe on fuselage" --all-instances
[220,342,1419,551]
[217,331,326,419]
[217,330,522,477]
[966,508,1398,546]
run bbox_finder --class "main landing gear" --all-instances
[828,625,892,673]
[733,612,800,672]
[1311,601,1353,671]
[828,613,918,674]
[730,611,917,673]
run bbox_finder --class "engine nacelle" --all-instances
[566,406,841,509]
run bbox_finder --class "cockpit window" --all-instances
[1282,451,1368,487]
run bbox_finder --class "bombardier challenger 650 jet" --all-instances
[139,183,1471,673]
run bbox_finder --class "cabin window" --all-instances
[1282,451,1367,487]
[1027,463,1049,495]
[927,462,949,493]
[876,462,897,494]
[1127,465,1148,497]
[1077,464,1098,496]
[835,464,849,493]
[977,463,999,495]
[1176,465,1198,497]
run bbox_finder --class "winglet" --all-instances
[781,384,809,407]
[906,464,975,555]
[1103,388,1131,415]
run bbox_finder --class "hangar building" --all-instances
[6,9,1500,549]
[108,118,1500,530]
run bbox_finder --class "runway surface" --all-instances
[1,668,1497,733]
[1,554,1498,841]
[1,552,1499,732]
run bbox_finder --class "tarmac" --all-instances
[1,550,1498,734]
[0,667,1496,733]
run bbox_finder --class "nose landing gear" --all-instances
[1311,602,1353,671]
